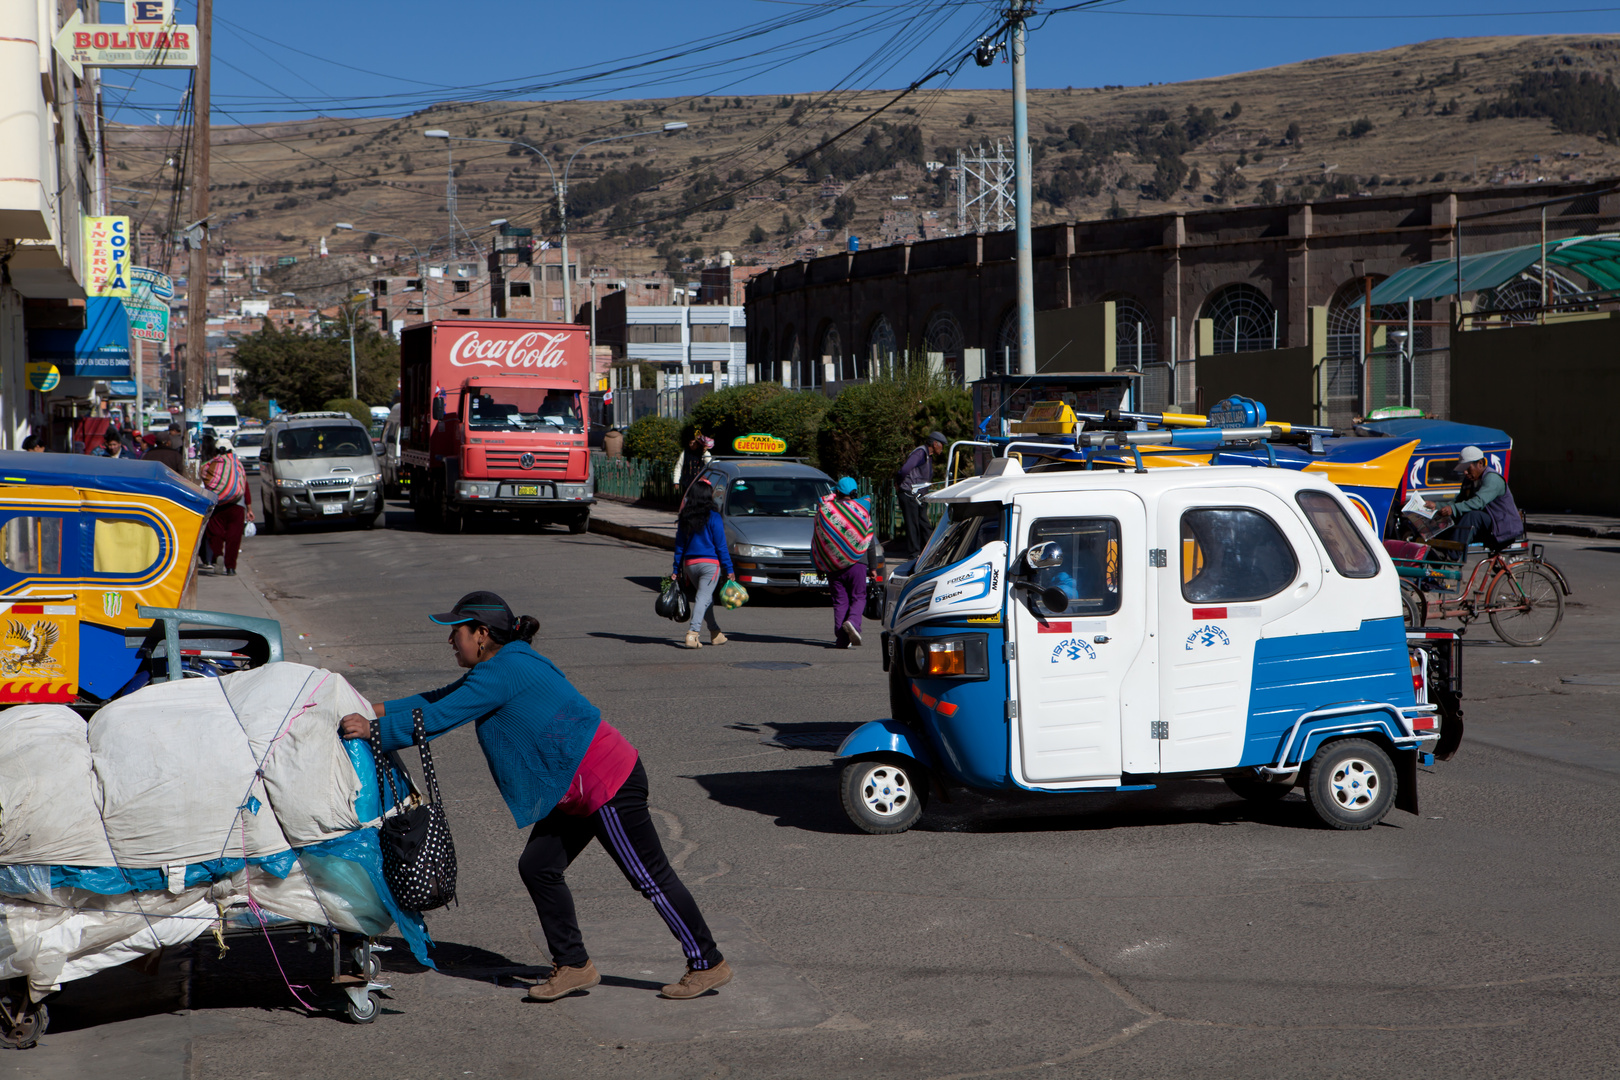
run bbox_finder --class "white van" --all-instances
[202,400,240,440]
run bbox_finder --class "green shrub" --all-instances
[681,382,786,450]
[623,414,681,466]
[323,397,371,424]
[751,389,830,466]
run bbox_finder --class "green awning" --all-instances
[1358,234,1620,306]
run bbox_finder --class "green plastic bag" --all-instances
[719,579,749,609]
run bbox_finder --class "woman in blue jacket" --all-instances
[671,479,733,648]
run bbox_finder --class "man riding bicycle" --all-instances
[1426,445,1523,557]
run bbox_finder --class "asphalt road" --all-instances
[9,508,1619,1080]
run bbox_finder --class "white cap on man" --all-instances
[1454,446,1485,473]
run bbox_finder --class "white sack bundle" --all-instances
[220,664,373,845]
[0,705,115,866]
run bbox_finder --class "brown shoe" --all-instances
[709,631,728,646]
[660,959,733,999]
[525,960,600,1002]
[684,631,702,649]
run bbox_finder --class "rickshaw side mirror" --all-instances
[1023,542,1062,571]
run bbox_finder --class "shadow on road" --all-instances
[688,764,1335,835]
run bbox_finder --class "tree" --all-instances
[233,317,399,413]
[1258,178,1279,205]
[1186,166,1202,191]
[1106,194,1127,220]
[748,224,766,244]
[824,193,856,229]
[777,211,794,236]
[1149,154,1188,200]
[1284,121,1302,145]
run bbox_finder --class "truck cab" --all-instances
[842,456,1459,835]
[400,320,595,534]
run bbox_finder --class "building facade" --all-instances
[745,180,1620,422]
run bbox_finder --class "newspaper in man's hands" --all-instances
[1402,492,1449,540]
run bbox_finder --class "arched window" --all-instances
[781,329,802,388]
[994,309,1018,375]
[867,316,897,377]
[1202,284,1278,354]
[1108,296,1158,368]
[753,327,773,383]
[819,323,847,381]
[924,310,964,379]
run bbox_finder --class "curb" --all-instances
[1527,521,1620,542]
[589,516,676,550]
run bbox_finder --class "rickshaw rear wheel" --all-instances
[0,996,47,1050]
[1305,738,1395,830]
[1400,581,1425,628]
[840,758,926,835]
[1222,771,1293,803]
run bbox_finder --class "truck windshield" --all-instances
[275,425,371,459]
[465,386,582,433]
[726,477,832,517]
[915,502,1002,574]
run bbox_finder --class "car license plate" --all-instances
[517,485,539,497]
[800,572,827,587]
[321,503,342,515]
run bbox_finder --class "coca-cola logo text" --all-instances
[448,330,573,369]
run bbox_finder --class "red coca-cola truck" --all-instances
[399,319,594,533]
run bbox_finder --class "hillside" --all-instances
[106,35,1620,281]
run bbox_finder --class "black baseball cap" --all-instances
[429,591,514,634]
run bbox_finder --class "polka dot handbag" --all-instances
[370,708,459,912]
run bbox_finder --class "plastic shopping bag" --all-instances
[719,579,749,609]
[655,576,691,622]
[244,521,257,539]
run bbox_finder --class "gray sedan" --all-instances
[694,458,835,592]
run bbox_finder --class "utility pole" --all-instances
[185,0,211,415]
[1010,0,1035,375]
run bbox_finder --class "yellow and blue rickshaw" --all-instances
[0,450,281,707]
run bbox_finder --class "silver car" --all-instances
[695,458,836,592]
[258,412,385,531]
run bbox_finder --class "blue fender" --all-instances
[835,719,932,767]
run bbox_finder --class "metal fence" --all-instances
[593,454,939,541]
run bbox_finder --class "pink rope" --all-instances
[238,815,318,1011]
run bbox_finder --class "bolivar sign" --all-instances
[53,10,198,77]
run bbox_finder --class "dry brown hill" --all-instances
[106,34,1620,283]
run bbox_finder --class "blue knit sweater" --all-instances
[672,509,733,575]
[380,642,600,828]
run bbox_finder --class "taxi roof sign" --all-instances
[733,433,787,455]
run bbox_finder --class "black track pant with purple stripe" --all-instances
[518,759,723,971]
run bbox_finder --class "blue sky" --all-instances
[97,1,1620,127]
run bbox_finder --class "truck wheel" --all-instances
[1222,771,1293,802]
[568,510,590,535]
[1305,738,1395,830]
[840,758,926,835]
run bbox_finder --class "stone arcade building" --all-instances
[744,180,1620,425]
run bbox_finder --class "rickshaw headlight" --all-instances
[905,635,988,679]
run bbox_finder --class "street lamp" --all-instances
[424,121,688,323]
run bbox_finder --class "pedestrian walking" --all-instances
[895,431,947,556]
[671,478,733,649]
[813,476,875,648]
[200,436,253,576]
[337,591,732,1002]
[674,432,713,496]
[144,427,186,475]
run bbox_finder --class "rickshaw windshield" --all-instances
[915,502,1003,575]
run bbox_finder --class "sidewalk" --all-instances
[1525,513,1620,541]
[589,499,679,550]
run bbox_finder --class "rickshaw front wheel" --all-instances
[1305,738,1395,830]
[840,758,926,835]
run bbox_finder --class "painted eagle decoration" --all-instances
[4,619,60,672]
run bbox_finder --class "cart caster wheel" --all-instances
[352,946,382,983]
[840,758,926,835]
[0,1000,48,1050]
[344,990,379,1024]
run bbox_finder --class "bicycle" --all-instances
[1391,535,1570,646]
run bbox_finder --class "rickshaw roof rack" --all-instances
[0,449,214,514]
[1071,409,1334,440]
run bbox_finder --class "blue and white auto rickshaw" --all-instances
[837,429,1461,835]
